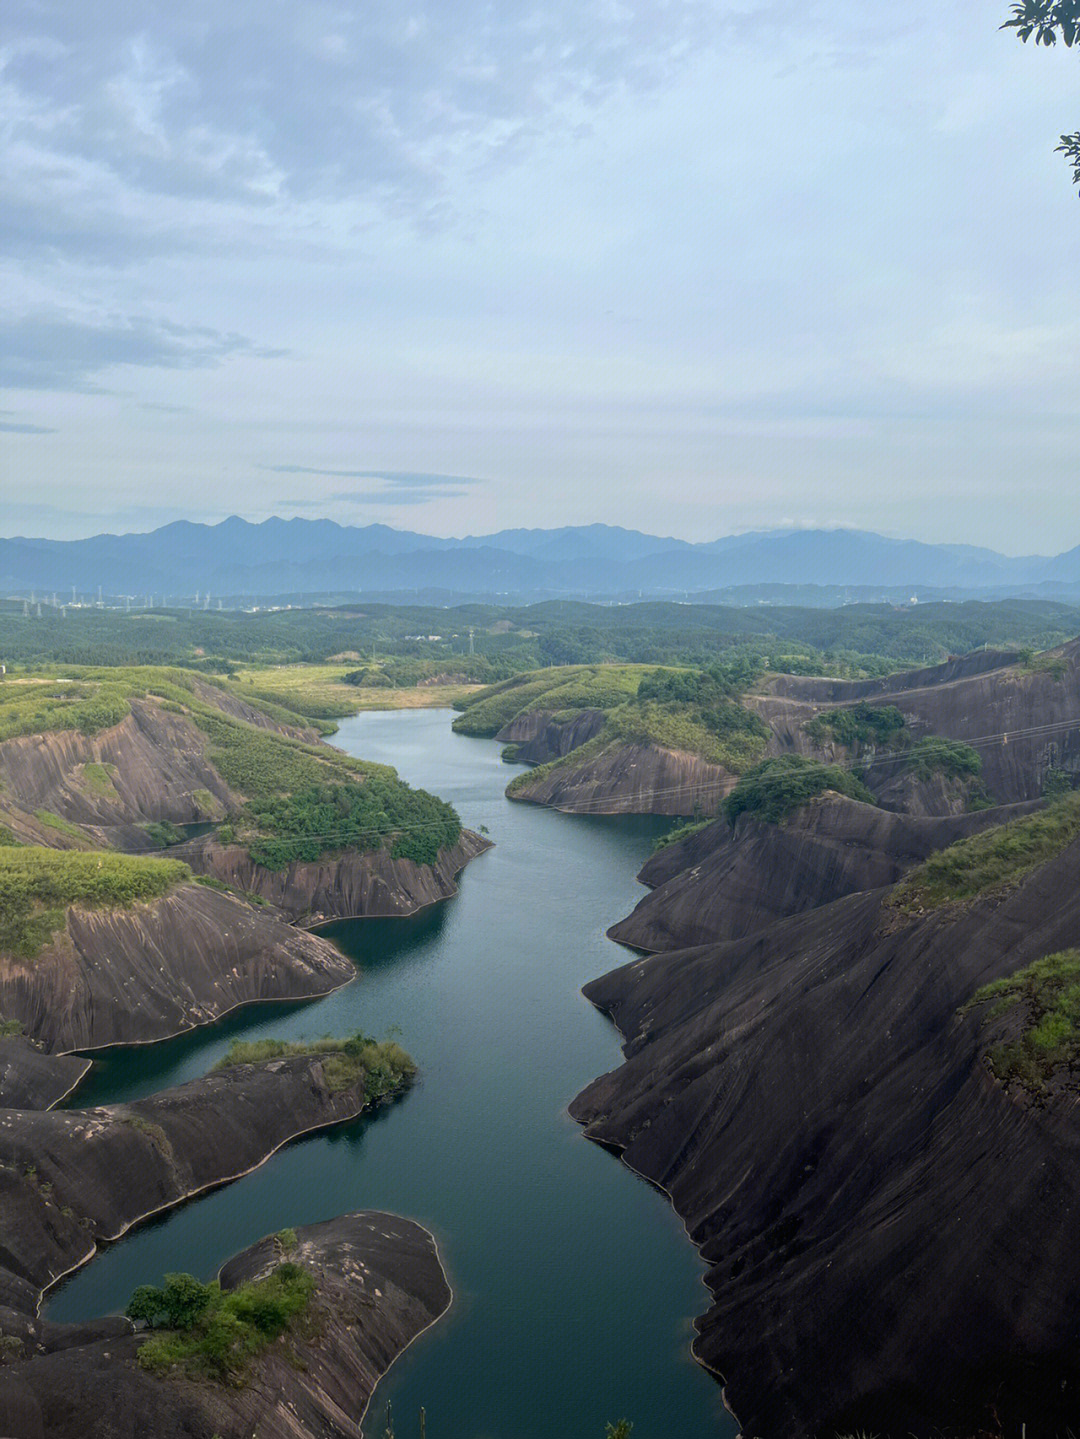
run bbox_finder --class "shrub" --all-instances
[130,1263,316,1381]
[724,755,875,825]
[804,702,906,750]
[900,736,982,782]
[966,949,1080,1093]
[212,1032,417,1098]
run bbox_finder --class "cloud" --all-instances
[0,311,285,390]
[0,419,55,433]
[282,488,468,506]
[264,467,481,487]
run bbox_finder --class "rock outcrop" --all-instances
[0,1212,451,1439]
[0,1038,89,1110]
[0,696,250,832]
[612,794,1043,953]
[507,742,735,816]
[751,641,1080,808]
[0,882,355,1053]
[572,832,1080,1437]
[184,829,491,924]
[496,707,608,764]
[0,1054,411,1314]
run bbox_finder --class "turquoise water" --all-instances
[48,709,735,1439]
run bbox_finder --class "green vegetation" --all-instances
[1016,648,1068,680]
[899,736,983,782]
[33,809,89,842]
[242,779,459,869]
[651,817,714,851]
[0,1019,24,1036]
[212,1031,417,1098]
[0,825,20,847]
[452,665,647,737]
[82,762,118,797]
[890,793,1080,911]
[276,1228,298,1252]
[724,754,875,824]
[0,847,189,958]
[966,949,1080,1093]
[804,701,906,750]
[484,664,770,797]
[128,1263,317,1381]
[141,820,186,849]
[0,668,464,872]
[1043,767,1075,799]
[2,594,1077,682]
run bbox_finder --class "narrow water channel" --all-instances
[49,710,735,1439]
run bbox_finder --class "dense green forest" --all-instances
[1,596,1077,681]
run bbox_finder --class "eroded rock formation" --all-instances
[0,1212,451,1439]
[0,882,355,1052]
[611,793,1043,953]
[574,832,1080,1437]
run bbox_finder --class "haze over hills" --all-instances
[3,517,1080,603]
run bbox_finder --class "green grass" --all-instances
[890,793,1080,912]
[651,818,714,852]
[966,949,1080,1092]
[498,666,771,797]
[33,809,89,842]
[140,820,186,849]
[130,1263,317,1382]
[723,754,875,825]
[0,847,190,959]
[212,1031,417,1097]
[82,762,118,797]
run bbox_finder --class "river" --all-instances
[48,709,736,1439]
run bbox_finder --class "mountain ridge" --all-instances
[2,517,1078,599]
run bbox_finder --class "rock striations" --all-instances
[0,881,355,1052]
[185,828,491,925]
[611,793,1043,953]
[574,819,1080,1437]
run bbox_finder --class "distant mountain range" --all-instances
[2,517,1079,603]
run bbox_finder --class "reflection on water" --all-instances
[48,710,734,1439]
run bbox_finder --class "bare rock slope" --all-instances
[186,828,491,925]
[0,1212,451,1439]
[0,881,354,1053]
[611,793,1042,953]
[573,833,1080,1437]
[0,1052,408,1314]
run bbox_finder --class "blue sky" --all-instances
[2,1,1079,550]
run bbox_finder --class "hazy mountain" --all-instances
[1,517,1077,601]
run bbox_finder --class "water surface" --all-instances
[50,710,734,1439]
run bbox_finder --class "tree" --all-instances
[1003,2,1080,186]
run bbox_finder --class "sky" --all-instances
[2,1,1080,552]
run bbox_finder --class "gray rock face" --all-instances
[611,794,1044,953]
[0,1055,407,1312]
[0,882,355,1053]
[496,707,608,763]
[573,834,1080,1437]
[752,640,1080,807]
[0,1212,451,1439]
[508,742,735,816]
[0,1038,89,1110]
[185,830,491,924]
